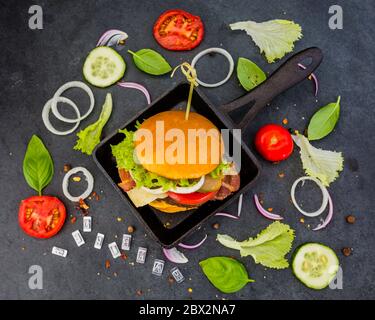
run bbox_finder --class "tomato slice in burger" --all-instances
[18,196,66,239]
[153,9,204,51]
[167,191,216,205]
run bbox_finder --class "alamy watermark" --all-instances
[28,265,43,290]
[329,5,343,30]
[28,5,43,30]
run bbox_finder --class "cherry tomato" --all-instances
[167,191,216,205]
[18,196,66,239]
[255,124,294,162]
[153,9,204,51]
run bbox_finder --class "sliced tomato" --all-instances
[153,9,204,51]
[167,191,216,205]
[18,196,66,239]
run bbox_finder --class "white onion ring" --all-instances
[169,176,205,194]
[291,176,329,217]
[191,48,234,88]
[51,81,95,123]
[42,97,81,135]
[62,167,94,202]
[313,192,333,231]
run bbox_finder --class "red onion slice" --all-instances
[254,194,283,220]
[214,212,239,220]
[237,194,243,217]
[312,192,333,231]
[178,234,207,250]
[96,29,128,47]
[162,247,188,264]
[298,63,319,96]
[117,81,151,105]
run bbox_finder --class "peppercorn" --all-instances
[127,225,135,233]
[346,215,356,224]
[342,247,352,257]
[212,223,220,230]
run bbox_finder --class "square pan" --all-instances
[93,82,261,247]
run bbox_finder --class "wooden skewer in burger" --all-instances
[111,64,240,213]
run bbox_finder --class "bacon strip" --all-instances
[215,174,240,200]
[118,169,136,192]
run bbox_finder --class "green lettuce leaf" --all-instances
[230,19,302,63]
[111,128,174,190]
[217,221,295,269]
[112,128,229,190]
[74,93,112,155]
[210,161,231,178]
[292,133,344,186]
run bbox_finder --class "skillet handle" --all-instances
[221,47,323,130]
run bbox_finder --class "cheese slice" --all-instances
[126,188,168,207]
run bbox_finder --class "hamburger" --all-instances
[111,110,240,213]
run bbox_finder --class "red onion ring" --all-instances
[162,247,188,264]
[237,194,243,217]
[254,194,283,220]
[117,81,151,105]
[178,234,207,250]
[312,192,333,231]
[298,63,319,96]
[214,212,239,220]
[96,29,128,47]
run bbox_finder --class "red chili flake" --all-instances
[79,198,90,210]
[92,191,100,201]
[282,118,288,125]
[63,164,72,173]
[267,207,273,212]
[120,252,128,260]
[105,260,111,269]
[70,216,77,224]
[136,289,143,296]
[168,276,175,284]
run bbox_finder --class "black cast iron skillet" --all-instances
[93,47,323,248]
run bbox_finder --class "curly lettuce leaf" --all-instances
[217,221,295,269]
[112,128,232,190]
[74,93,112,155]
[292,133,344,186]
[111,129,174,190]
[230,19,302,63]
[210,161,231,178]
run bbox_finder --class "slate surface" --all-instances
[0,0,374,300]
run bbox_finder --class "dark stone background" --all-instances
[0,0,374,300]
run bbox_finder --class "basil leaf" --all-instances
[23,135,54,195]
[237,57,266,91]
[199,257,254,293]
[308,96,341,141]
[128,49,172,75]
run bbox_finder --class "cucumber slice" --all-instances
[292,243,339,290]
[83,46,126,88]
